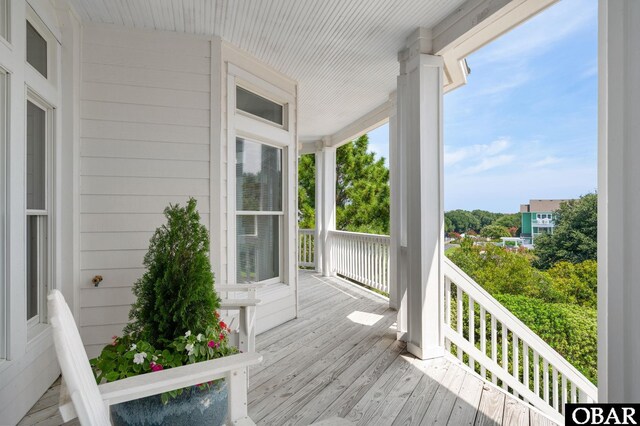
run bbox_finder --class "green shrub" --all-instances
[495,294,597,384]
[125,198,220,345]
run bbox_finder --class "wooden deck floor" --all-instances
[20,270,557,426]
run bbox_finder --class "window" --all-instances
[236,86,284,126]
[26,20,47,78]
[0,70,6,358]
[236,138,283,283]
[26,99,49,324]
[0,0,8,42]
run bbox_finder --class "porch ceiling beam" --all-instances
[433,0,559,91]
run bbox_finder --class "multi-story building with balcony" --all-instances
[520,199,572,245]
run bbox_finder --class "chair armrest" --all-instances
[96,352,262,406]
[220,298,261,309]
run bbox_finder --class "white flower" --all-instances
[185,343,195,355]
[129,343,137,351]
[152,355,158,362]
[196,333,203,342]
[185,330,191,338]
[133,352,147,365]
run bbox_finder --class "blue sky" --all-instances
[367,0,597,213]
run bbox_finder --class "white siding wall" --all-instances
[79,25,213,357]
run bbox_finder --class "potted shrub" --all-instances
[90,199,236,426]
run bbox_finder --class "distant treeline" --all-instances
[445,209,520,236]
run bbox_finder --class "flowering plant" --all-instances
[89,199,237,404]
[90,315,236,404]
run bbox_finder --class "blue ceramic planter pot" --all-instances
[110,380,228,426]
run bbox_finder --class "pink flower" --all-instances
[219,333,225,341]
[219,321,227,330]
[150,362,163,372]
[208,340,219,349]
[111,335,118,346]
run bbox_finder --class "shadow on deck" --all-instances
[19,270,558,426]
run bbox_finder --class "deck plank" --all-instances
[474,384,506,426]
[419,359,467,425]
[447,372,485,426]
[392,358,451,426]
[503,396,530,426]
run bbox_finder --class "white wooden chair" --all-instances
[47,290,262,426]
[217,283,263,354]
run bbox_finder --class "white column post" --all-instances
[314,149,323,273]
[598,0,640,402]
[316,141,337,277]
[389,93,399,311]
[397,29,445,359]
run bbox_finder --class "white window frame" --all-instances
[227,64,295,288]
[235,137,285,285]
[25,90,52,334]
[0,67,7,360]
[0,0,9,44]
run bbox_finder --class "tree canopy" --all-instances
[533,193,597,269]
[298,135,390,234]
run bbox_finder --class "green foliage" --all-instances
[447,243,555,300]
[297,135,390,234]
[493,213,521,236]
[298,154,316,229]
[445,209,481,233]
[91,321,237,402]
[480,224,512,239]
[125,198,220,346]
[336,135,390,234]
[534,193,597,269]
[495,294,597,384]
[547,260,597,308]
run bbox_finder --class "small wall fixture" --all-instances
[92,275,103,287]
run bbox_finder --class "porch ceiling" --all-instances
[69,0,468,141]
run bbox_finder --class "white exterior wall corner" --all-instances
[598,0,640,403]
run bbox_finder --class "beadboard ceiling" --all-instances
[70,0,467,141]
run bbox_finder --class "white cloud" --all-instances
[445,138,510,167]
[531,156,562,168]
[462,154,516,175]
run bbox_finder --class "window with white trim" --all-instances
[26,20,47,78]
[26,97,49,325]
[236,85,284,127]
[236,137,283,284]
[0,69,6,358]
[0,0,8,42]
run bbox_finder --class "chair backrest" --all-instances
[48,290,110,426]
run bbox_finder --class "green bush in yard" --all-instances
[495,294,597,384]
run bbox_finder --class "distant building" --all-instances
[520,199,571,245]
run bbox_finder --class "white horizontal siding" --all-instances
[79,25,212,352]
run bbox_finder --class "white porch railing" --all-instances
[329,230,390,294]
[443,258,597,423]
[296,228,596,421]
[298,229,316,268]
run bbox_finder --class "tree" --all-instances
[298,154,316,229]
[445,210,481,233]
[472,209,501,229]
[125,199,220,346]
[493,213,521,235]
[335,135,390,234]
[480,224,512,239]
[534,193,597,269]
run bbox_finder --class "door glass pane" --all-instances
[236,138,282,211]
[237,215,279,283]
[236,86,283,125]
[27,100,45,210]
[26,216,38,320]
[26,21,47,78]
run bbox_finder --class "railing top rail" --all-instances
[444,257,597,397]
[299,228,315,234]
[329,229,391,241]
